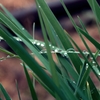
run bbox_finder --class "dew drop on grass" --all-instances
[41,44,45,47]
[54,49,59,53]
[49,44,51,47]
[38,6,41,8]
[64,52,67,56]
[92,61,96,64]
[37,42,40,46]
[22,28,25,30]
[86,63,89,70]
[73,81,76,84]
[52,46,55,48]
[7,55,10,58]
[33,40,37,44]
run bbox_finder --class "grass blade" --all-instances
[23,63,38,100]
[0,84,11,100]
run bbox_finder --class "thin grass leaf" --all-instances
[35,0,82,75]
[86,82,93,100]
[58,54,79,82]
[88,78,100,100]
[78,27,100,73]
[0,84,11,100]
[0,4,32,39]
[87,0,100,23]
[15,80,22,100]
[37,6,61,100]
[31,72,55,97]
[23,63,38,100]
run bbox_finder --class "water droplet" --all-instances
[39,6,41,8]
[64,52,67,56]
[52,46,55,48]
[7,55,10,58]
[90,57,93,60]
[16,38,21,41]
[36,42,40,46]
[41,44,45,47]
[54,49,59,53]
[86,63,89,70]
[33,40,37,44]
[73,81,76,84]
[22,28,25,30]
[49,44,52,47]
[92,61,96,64]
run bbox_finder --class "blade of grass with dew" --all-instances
[58,54,79,82]
[78,27,100,73]
[23,63,38,100]
[85,82,93,100]
[36,3,80,99]
[0,84,11,100]
[77,29,100,88]
[59,0,99,78]
[0,46,15,57]
[75,21,100,87]
[35,0,83,74]
[0,26,68,100]
[58,73,88,100]
[66,31,100,81]
[67,33,100,100]
[66,33,98,97]
[0,12,51,72]
[15,80,22,100]
[0,4,32,39]
[39,6,63,49]
[38,7,61,100]
[38,4,69,84]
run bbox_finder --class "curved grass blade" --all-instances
[0,84,11,100]
[15,80,22,100]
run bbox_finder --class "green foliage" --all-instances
[0,0,100,100]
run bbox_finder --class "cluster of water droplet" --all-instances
[0,55,16,62]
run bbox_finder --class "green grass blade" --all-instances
[37,7,60,100]
[15,80,22,100]
[0,23,68,100]
[87,0,100,23]
[0,84,11,100]
[23,63,38,100]
[58,54,79,82]
[35,0,82,74]
[78,27,100,73]
[88,78,100,100]
[0,4,32,39]
[0,13,51,72]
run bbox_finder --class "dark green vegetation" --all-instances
[0,0,100,100]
